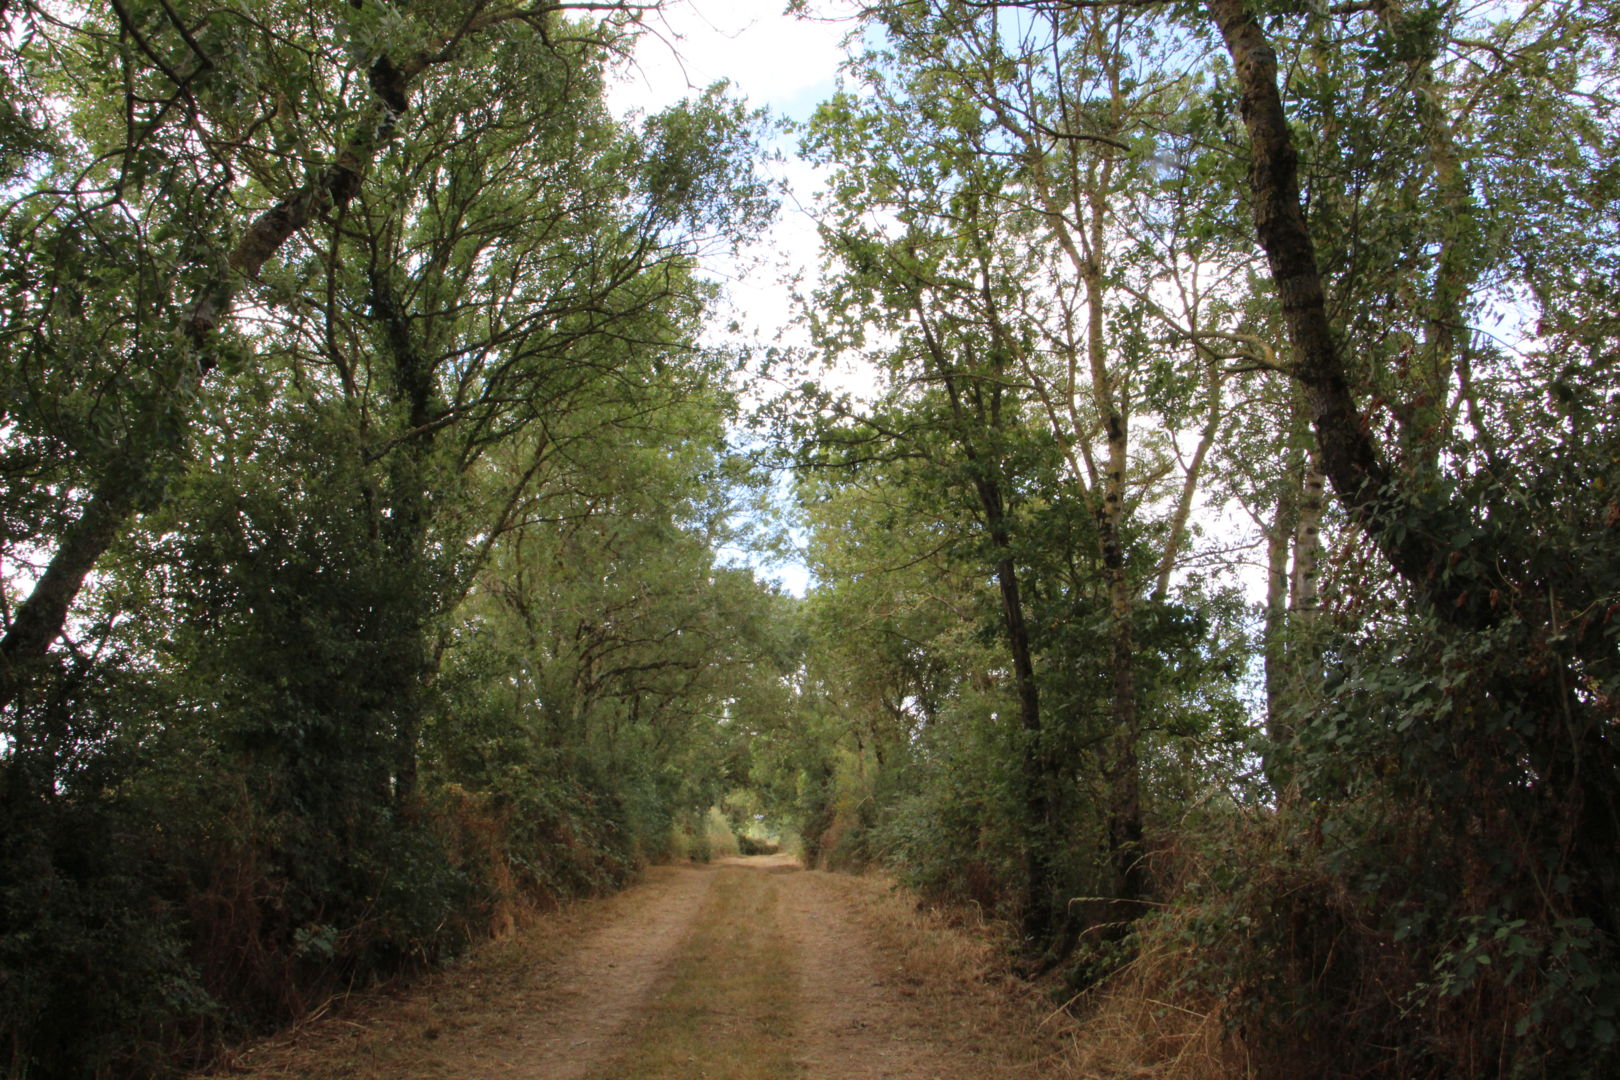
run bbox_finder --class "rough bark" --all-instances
[0,476,142,711]
[186,76,419,354]
[1291,452,1325,622]
[1261,458,1297,780]
[1206,0,1483,621]
[1209,0,1620,934]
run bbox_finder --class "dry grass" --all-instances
[800,869,1068,1075]
[585,865,799,1080]
[188,872,670,1079]
[806,868,1256,1080]
[1050,925,1252,1080]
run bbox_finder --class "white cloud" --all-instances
[608,1,854,120]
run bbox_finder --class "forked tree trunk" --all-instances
[1208,0,1620,934]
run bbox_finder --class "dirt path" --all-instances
[779,868,1016,1079]
[202,856,1057,1080]
[450,863,716,1079]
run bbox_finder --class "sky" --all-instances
[607,2,853,121]
[607,2,862,595]
[600,4,1274,606]
[606,0,853,347]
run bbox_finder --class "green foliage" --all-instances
[0,2,779,1077]
[878,712,1029,914]
[0,672,216,1079]
[3,1,1618,1078]
[786,2,1620,1077]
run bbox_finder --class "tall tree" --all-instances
[0,0,656,713]
[0,4,777,1074]
[805,0,1242,939]
[1205,0,1620,904]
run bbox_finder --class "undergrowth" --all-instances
[1052,794,1620,1080]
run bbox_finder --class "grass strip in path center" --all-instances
[585,864,801,1080]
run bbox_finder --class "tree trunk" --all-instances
[1095,377,1142,907]
[0,55,429,716]
[1263,417,1324,790]
[1205,0,1487,622]
[368,267,446,810]
[981,493,1053,948]
[1289,447,1326,703]
[917,288,1056,947]
[1102,541,1145,907]
[1262,460,1297,783]
[1208,0,1620,934]
[1372,0,1476,477]
[0,475,142,712]
[1084,179,1146,907]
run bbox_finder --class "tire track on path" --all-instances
[196,856,1053,1080]
[778,866,1032,1080]
[477,864,717,1080]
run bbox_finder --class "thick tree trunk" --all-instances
[1205,0,1490,623]
[1209,0,1620,933]
[0,477,142,711]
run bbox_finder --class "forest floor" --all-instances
[196,855,1075,1080]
